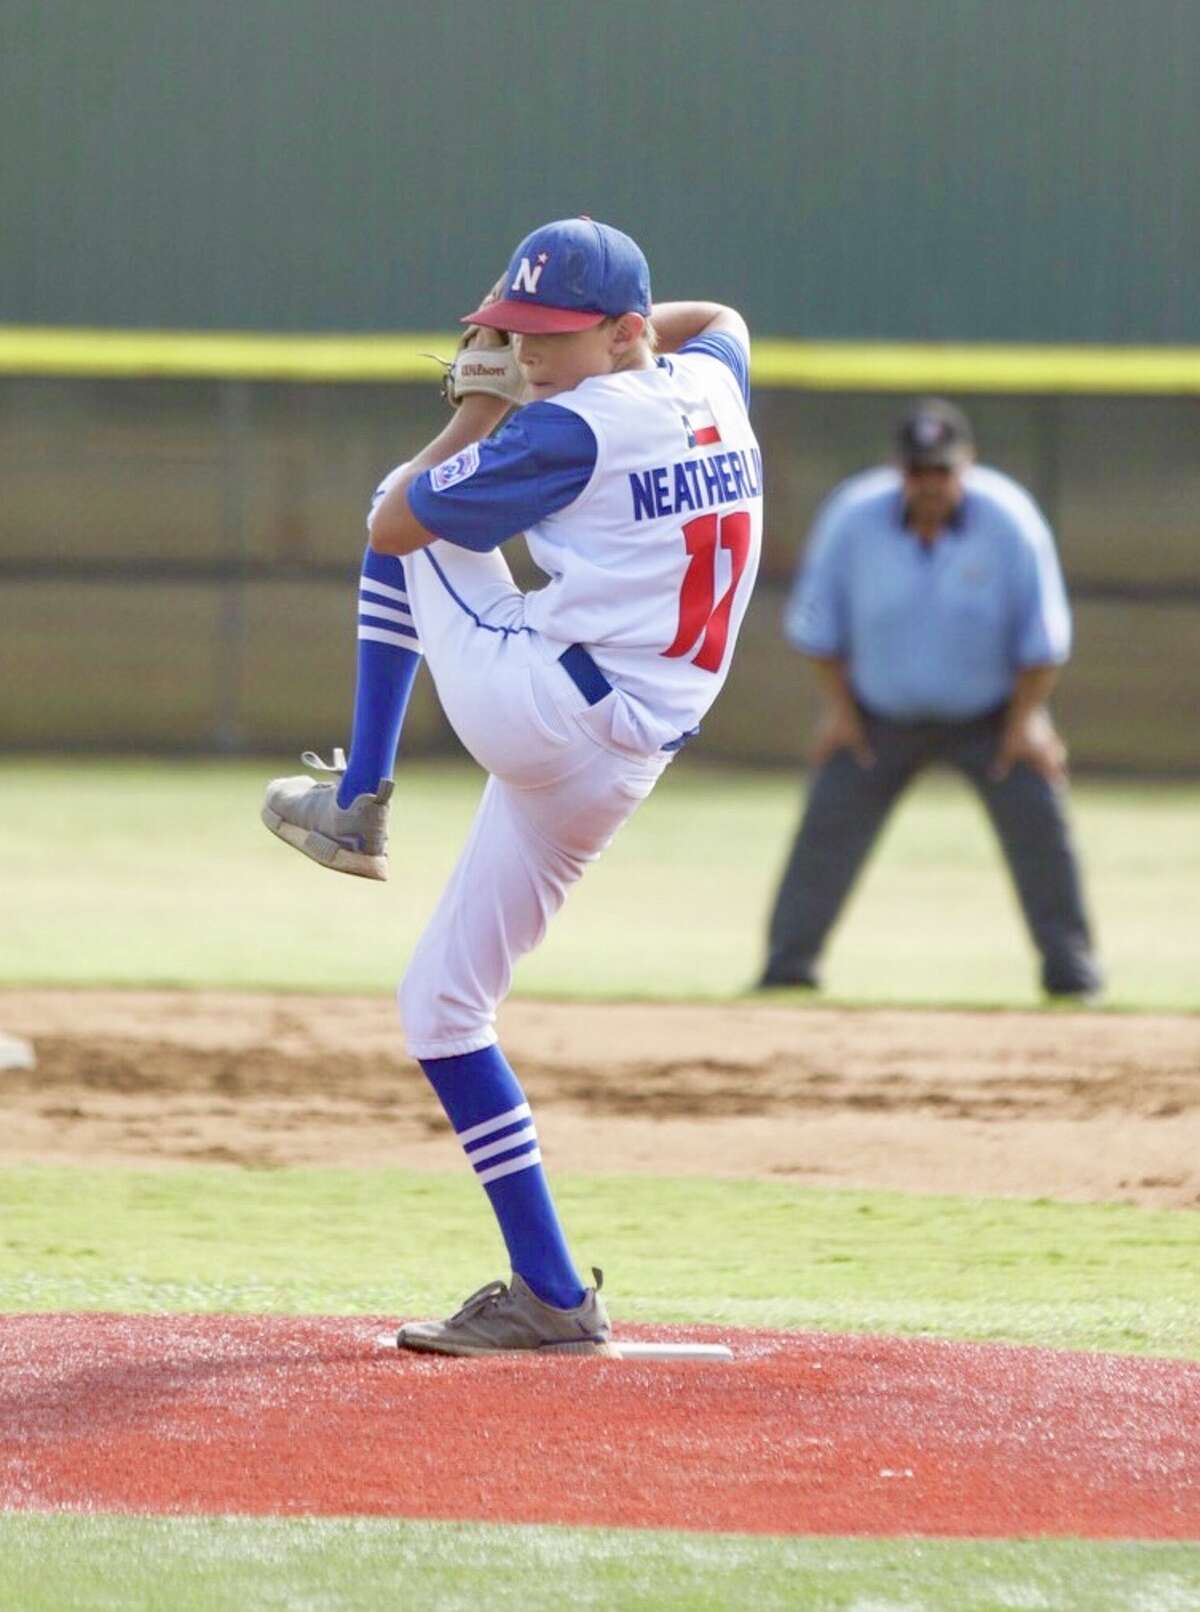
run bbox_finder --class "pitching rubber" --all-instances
[375,1333,732,1361]
[607,1341,733,1361]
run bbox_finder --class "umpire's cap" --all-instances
[896,398,974,469]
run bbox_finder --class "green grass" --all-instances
[2,1167,1196,1357]
[0,1516,1196,1612]
[4,759,1196,1608]
[1,757,1196,1008]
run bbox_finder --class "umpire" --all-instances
[759,398,1102,1000]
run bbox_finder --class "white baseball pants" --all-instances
[397,539,670,1058]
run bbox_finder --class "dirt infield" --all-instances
[1,989,1197,1207]
[3,1314,1197,1537]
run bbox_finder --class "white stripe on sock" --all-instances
[456,1102,531,1148]
[466,1124,538,1168]
[358,600,415,627]
[357,625,421,650]
[475,1146,542,1186]
[359,576,411,605]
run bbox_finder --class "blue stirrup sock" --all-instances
[419,1046,588,1311]
[337,544,423,808]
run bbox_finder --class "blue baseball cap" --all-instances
[463,217,652,335]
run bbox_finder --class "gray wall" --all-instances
[3,0,1197,341]
[2,375,1196,773]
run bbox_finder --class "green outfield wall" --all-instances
[2,0,1197,343]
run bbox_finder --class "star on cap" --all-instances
[536,252,549,264]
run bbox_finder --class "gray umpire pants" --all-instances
[763,704,1102,995]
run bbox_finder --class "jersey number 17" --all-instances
[662,511,752,673]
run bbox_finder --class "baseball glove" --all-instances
[424,327,525,410]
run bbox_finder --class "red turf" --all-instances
[1,1315,1196,1537]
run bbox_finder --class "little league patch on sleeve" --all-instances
[431,443,481,492]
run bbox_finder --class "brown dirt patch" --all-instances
[4,1314,1198,1537]
[1,989,1198,1207]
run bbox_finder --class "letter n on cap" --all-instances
[511,257,545,295]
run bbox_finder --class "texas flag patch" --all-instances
[682,405,721,448]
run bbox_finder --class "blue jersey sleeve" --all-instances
[406,403,598,553]
[679,332,751,407]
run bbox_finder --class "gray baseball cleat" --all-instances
[261,749,393,881]
[396,1269,615,1357]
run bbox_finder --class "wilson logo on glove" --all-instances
[459,358,512,381]
[423,342,525,410]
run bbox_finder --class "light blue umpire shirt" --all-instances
[783,464,1072,722]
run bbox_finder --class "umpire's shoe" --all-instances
[261,750,392,881]
[396,1269,615,1358]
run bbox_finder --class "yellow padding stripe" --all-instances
[0,327,456,381]
[750,341,1200,393]
[2,325,1200,393]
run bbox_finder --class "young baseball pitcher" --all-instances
[263,217,763,1355]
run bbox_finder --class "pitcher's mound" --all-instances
[3,1313,1196,1538]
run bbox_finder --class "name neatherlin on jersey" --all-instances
[628,448,763,522]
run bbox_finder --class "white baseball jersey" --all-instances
[407,335,762,753]
[380,333,763,1057]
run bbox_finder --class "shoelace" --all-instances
[448,1280,511,1323]
[301,748,347,775]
